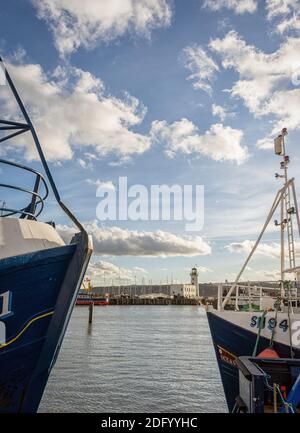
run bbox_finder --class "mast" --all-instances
[275,129,291,295]
[275,129,298,282]
[222,128,300,308]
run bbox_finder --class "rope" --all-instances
[231,403,238,413]
[274,384,295,413]
[269,296,281,348]
[264,373,295,413]
[252,310,268,356]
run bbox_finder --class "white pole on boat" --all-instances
[217,284,222,311]
[279,131,287,287]
[235,285,239,311]
[259,287,263,310]
[282,130,296,274]
[281,195,285,282]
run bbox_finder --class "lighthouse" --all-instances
[190,266,199,297]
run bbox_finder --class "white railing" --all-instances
[217,283,300,312]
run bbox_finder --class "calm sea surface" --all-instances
[39,306,226,413]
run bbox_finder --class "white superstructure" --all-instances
[0,218,65,260]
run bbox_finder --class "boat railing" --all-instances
[0,57,86,233]
[217,283,299,311]
[0,158,49,220]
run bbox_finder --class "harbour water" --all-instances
[39,306,226,413]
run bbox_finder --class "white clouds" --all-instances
[2,57,252,165]
[198,266,212,273]
[243,267,281,280]
[58,222,211,257]
[212,104,226,121]
[209,31,300,146]
[182,45,219,94]
[78,159,88,169]
[1,61,150,162]
[212,103,234,121]
[266,0,300,34]
[259,269,281,280]
[256,88,300,149]
[32,0,172,56]
[88,260,147,281]
[225,240,300,260]
[262,88,300,129]
[210,31,298,112]
[203,0,257,14]
[77,158,94,170]
[182,31,300,145]
[151,119,248,164]
[86,179,116,191]
[266,0,298,19]
[225,240,281,258]
[266,0,299,20]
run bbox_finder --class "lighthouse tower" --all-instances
[190,266,199,297]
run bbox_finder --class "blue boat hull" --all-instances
[0,245,76,413]
[206,311,300,412]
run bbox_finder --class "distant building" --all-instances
[170,283,197,298]
[92,282,197,299]
[91,266,216,299]
[93,284,172,298]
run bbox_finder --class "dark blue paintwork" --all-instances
[0,245,76,412]
[206,310,300,412]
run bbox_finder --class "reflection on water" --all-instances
[40,306,226,413]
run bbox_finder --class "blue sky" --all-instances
[1,0,300,285]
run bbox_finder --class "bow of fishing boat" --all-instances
[0,58,93,413]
